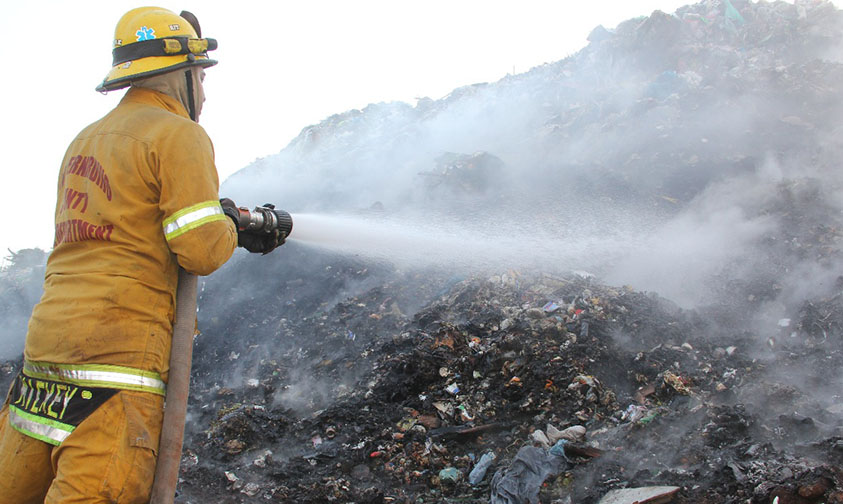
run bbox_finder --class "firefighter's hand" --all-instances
[238,229,283,254]
[219,198,240,228]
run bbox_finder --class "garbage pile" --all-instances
[170,245,843,503]
[177,1,843,502]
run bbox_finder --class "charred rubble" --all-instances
[2,243,843,502]
[2,0,843,503]
[169,238,843,503]
[177,1,843,502]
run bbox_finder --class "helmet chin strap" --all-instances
[185,70,196,122]
[182,10,201,122]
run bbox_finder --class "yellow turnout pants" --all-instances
[0,390,163,503]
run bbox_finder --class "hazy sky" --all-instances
[0,0,803,259]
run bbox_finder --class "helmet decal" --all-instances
[136,26,156,41]
[114,39,123,47]
[169,24,180,31]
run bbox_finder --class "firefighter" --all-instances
[0,7,279,502]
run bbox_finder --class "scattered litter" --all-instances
[252,450,272,468]
[543,301,561,313]
[597,486,680,504]
[549,439,569,460]
[241,482,261,497]
[439,467,461,484]
[490,446,567,504]
[469,451,497,485]
[663,371,690,395]
[530,429,551,448]
[547,424,586,443]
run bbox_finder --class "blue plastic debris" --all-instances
[543,301,560,313]
[469,451,497,485]
[549,439,569,460]
[439,467,461,483]
[724,0,745,25]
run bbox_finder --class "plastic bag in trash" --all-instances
[490,445,567,504]
[469,451,497,485]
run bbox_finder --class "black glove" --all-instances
[238,228,283,254]
[219,198,240,227]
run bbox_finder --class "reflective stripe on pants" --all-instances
[0,390,164,504]
[23,360,166,396]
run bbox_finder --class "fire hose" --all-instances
[149,267,196,504]
[150,204,293,504]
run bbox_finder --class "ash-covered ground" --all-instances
[3,1,843,502]
[173,240,843,504]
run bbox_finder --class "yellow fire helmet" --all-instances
[96,7,217,92]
